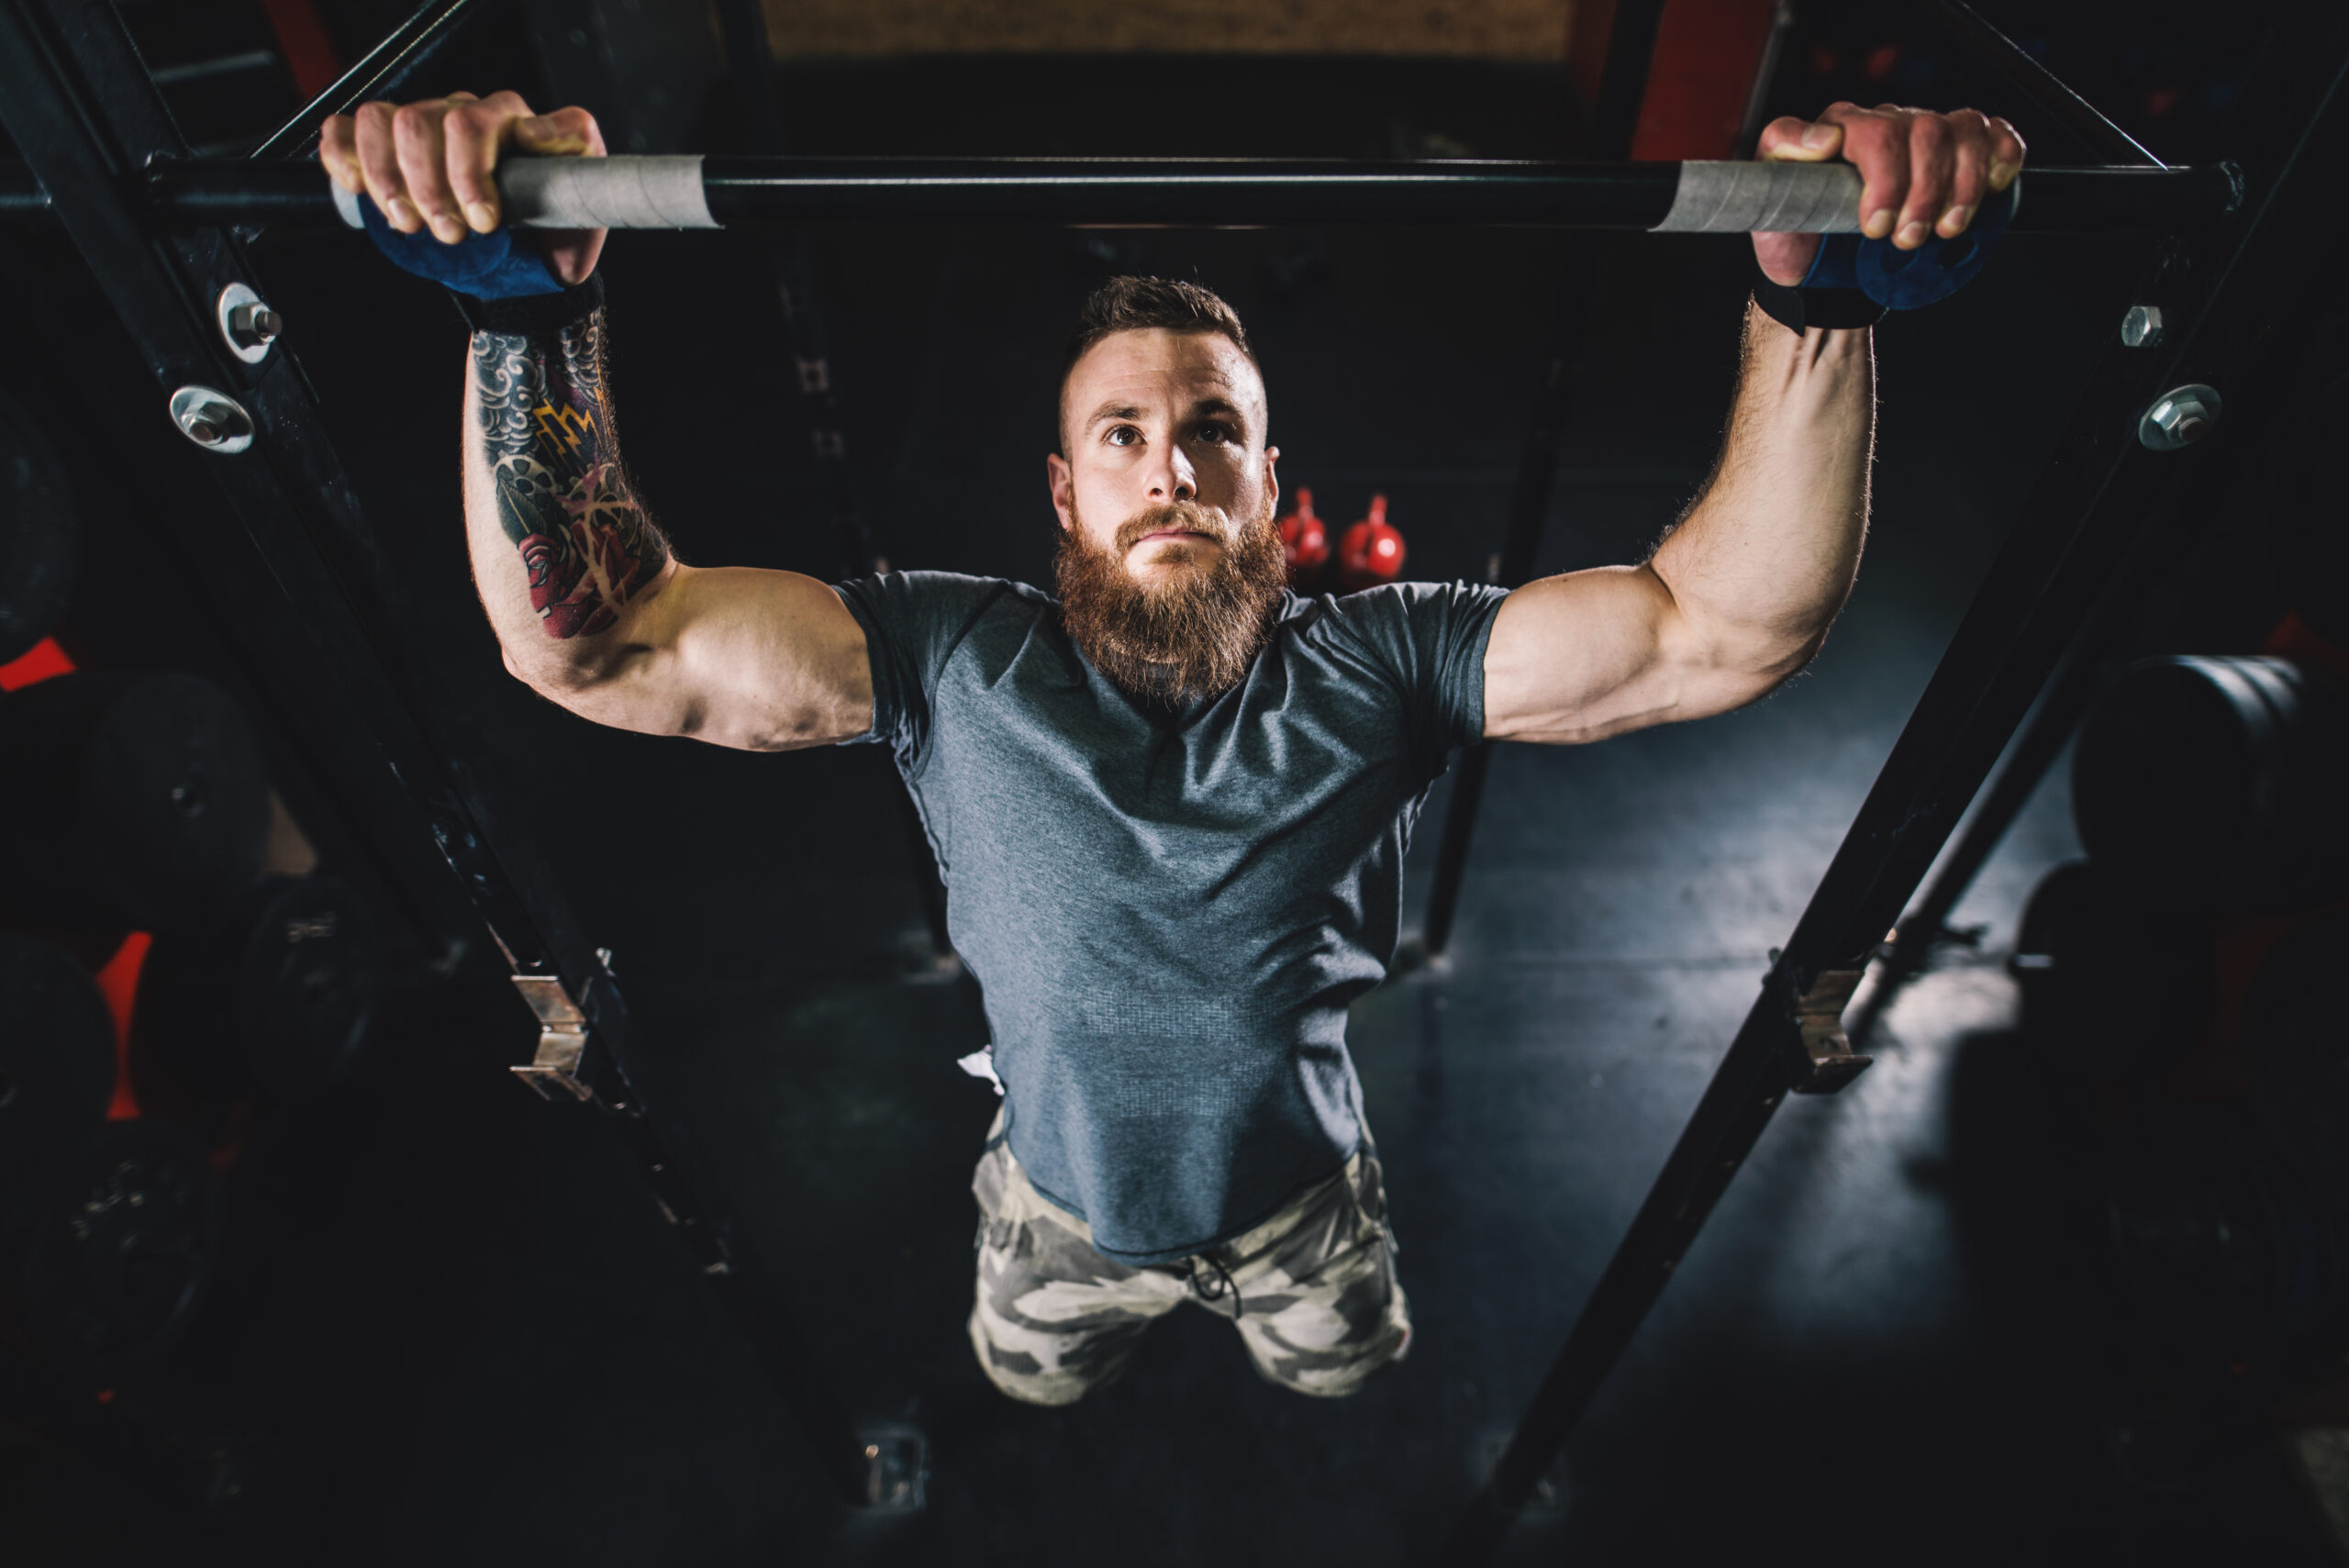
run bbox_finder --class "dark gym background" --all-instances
[3,0,2346,1562]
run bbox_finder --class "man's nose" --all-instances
[1145,442,1197,504]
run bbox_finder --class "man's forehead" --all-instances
[1065,328,1265,422]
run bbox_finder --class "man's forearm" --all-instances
[1649,301,1875,679]
[463,306,673,674]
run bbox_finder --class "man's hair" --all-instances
[1058,276,1257,446]
[1064,275,1253,371]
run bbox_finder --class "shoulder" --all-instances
[834,569,1044,633]
[1290,580,1511,647]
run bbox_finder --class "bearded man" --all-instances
[327,90,2021,1404]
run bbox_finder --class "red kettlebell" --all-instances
[1337,495,1407,591]
[1277,487,1330,587]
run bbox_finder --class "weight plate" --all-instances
[0,384,77,667]
[0,670,269,930]
[2097,1107,2349,1378]
[14,1118,219,1388]
[136,873,384,1104]
[2010,860,2209,1084]
[0,934,117,1235]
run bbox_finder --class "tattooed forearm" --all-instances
[471,311,668,639]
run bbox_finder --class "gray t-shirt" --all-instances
[833,571,1508,1263]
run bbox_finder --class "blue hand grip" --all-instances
[349,187,564,300]
[1822,179,2018,311]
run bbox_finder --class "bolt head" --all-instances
[170,384,255,452]
[228,301,281,346]
[2121,305,2166,349]
[180,399,239,444]
[2155,396,2210,434]
[2138,383,2222,451]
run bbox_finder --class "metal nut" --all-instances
[229,303,280,345]
[169,384,255,453]
[2137,383,2222,452]
[2121,305,2165,349]
[215,281,278,363]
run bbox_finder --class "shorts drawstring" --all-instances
[1174,1251,1243,1319]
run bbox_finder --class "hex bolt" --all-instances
[170,384,255,453]
[2121,305,2165,349]
[228,302,282,346]
[2138,383,2223,451]
[182,400,237,443]
[214,282,278,362]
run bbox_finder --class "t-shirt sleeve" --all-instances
[1318,580,1511,769]
[830,571,1009,767]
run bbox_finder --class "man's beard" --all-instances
[1054,496,1288,706]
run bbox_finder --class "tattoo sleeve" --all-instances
[471,309,668,639]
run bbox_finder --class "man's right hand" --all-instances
[320,91,607,286]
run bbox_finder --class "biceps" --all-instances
[1480,566,1752,744]
[541,565,874,750]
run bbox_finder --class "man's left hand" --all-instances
[1750,103,2027,285]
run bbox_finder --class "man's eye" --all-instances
[1196,424,1230,445]
[1107,426,1141,447]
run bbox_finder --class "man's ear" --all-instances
[1046,451,1075,533]
[1264,445,1280,516]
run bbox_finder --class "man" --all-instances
[325,93,2021,1406]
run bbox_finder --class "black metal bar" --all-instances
[1421,0,1670,959]
[0,0,875,1508]
[0,158,2243,232]
[1920,0,2165,168]
[709,0,949,960]
[247,0,495,161]
[1843,639,2105,1043]
[1440,12,2349,1561]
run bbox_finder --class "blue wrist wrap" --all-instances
[1814,178,2018,310]
[353,188,564,300]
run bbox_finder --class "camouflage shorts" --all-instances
[967,1114,1412,1406]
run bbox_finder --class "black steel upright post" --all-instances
[1419,0,1666,960]
[1437,9,2349,1562]
[0,0,876,1507]
[709,0,954,964]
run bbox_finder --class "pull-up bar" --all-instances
[0,155,2240,233]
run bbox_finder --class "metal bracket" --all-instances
[1789,967,1873,1095]
[859,1423,929,1512]
[509,973,591,1101]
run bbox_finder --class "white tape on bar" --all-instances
[1653,161,1865,234]
[325,157,717,230]
[497,155,718,229]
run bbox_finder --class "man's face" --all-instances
[1047,328,1288,704]
[1049,328,1278,589]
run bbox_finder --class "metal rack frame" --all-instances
[0,0,880,1511]
[1438,1,2349,1558]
